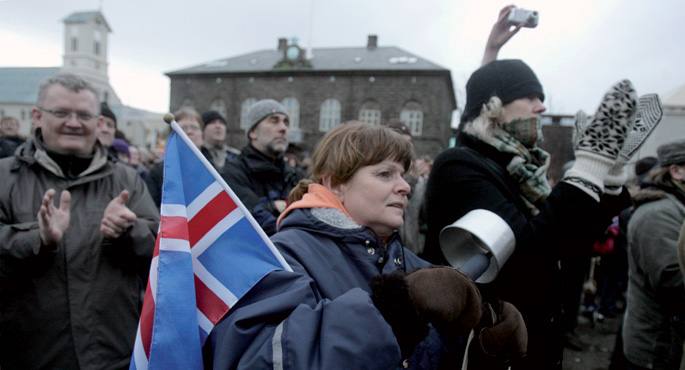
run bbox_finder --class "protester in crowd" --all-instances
[608,156,660,370]
[201,110,240,171]
[220,99,301,235]
[207,122,527,370]
[111,137,130,163]
[0,73,159,369]
[145,107,208,207]
[623,140,685,370]
[422,25,636,368]
[98,102,117,152]
[127,144,149,179]
[0,116,25,158]
[677,221,685,370]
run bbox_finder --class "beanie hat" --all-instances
[460,59,545,125]
[111,138,129,157]
[202,110,227,127]
[246,99,288,137]
[657,139,685,166]
[100,102,117,127]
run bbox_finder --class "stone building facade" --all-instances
[167,36,457,157]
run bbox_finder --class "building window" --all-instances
[240,98,257,130]
[94,41,101,55]
[400,101,424,136]
[210,98,227,119]
[281,97,300,129]
[359,100,381,125]
[71,37,78,52]
[319,99,341,132]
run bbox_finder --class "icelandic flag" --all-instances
[130,118,292,370]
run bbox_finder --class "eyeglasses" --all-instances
[180,124,202,132]
[38,107,97,122]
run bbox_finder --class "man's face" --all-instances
[501,96,546,123]
[203,119,226,146]
[249,113,289,157]
[96,116,116,147]
[0,118,20,137]
[32,84,101,156]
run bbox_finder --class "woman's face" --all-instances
[333,160,410,238]
[501,96,546,123]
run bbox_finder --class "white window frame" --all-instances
[281,97,300,130]
[319,99,341,132]
[400,103,424,136]
[240,98,257,130]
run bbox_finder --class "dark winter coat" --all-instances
[0,135,25,159]
[220,145,301,235]
[145,146,214,208]
[422,133,630,370]
[206,208,455,370]
[0,138,159,370]
[624,181,685,369]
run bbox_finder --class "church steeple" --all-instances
[61,11,119,104]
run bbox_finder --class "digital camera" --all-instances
[507,8,539,28]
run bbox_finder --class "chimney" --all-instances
[367,35,378,50]
[278,38,288,52]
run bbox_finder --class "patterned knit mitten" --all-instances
[604,94,663,195]
[564,80,637,200]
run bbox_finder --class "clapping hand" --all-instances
[37,189,71,249]
[100,190,137,239]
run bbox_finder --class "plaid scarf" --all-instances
[479,127,551,215]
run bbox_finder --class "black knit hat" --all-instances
[460,59,545,125]
[100,102,117,127]
[201,110,227,127]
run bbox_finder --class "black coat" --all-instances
[220,145,302,235]
[421,133,630,369]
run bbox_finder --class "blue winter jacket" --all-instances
[206,208,457,369]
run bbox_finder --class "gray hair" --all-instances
[37,73,99,109]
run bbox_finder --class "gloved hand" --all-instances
[466,300,527,370]
[564,80,637,201]
[370,267,482,359]
[604,94,663,195]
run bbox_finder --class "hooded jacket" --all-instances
[624,180,685,369]
[0,136,159,370]
[206,185,453,369]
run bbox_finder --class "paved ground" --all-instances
[563,315,622,370]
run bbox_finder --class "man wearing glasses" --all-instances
[0,73,159,369]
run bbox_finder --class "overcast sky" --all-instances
[1,0,684,115]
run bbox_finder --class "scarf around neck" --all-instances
[478,128,552,215]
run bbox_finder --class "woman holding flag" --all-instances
[206,122,526,369]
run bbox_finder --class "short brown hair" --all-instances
[289,121,413,202]
[173,107,203,128]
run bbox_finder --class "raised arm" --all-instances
[482,5,522,65]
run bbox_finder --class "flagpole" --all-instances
[163,114,293,272]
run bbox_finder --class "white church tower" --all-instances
[61,11,121,105]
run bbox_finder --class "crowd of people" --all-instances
[1,5,684,370]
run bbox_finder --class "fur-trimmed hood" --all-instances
[632,187,668,208]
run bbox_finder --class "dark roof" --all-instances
[167,46,449,75]
[0,67,61,104]
[63,11,112,32]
